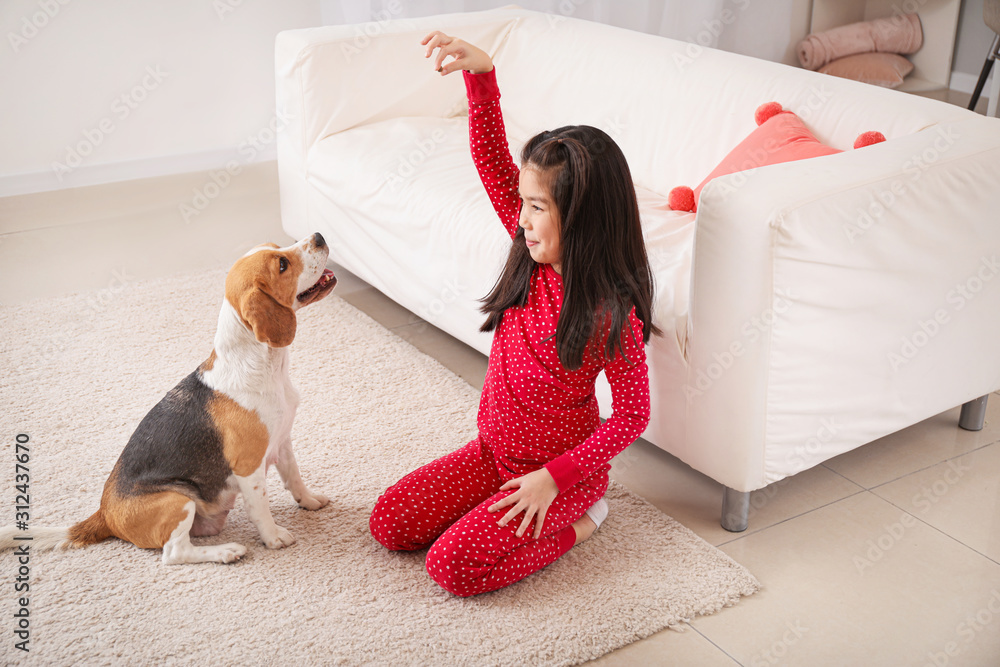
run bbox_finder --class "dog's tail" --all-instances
[67,510,114,547]
[0,511,113,553]
[0,525,71,552]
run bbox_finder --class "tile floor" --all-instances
[3,110,999,666]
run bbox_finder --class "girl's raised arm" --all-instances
[423,31,521,238]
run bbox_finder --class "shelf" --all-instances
[809,0,961,90]
[895,76,947,93]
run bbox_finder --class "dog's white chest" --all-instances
[265,351,300,448]
[201,302,300,444]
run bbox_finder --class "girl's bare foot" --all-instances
[571,514,598,546]
[572,498,608,545]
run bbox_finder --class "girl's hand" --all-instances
[421,30,493,76]
[489,468,559,539]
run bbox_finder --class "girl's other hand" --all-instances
[421,30,493,75]
[488,467,559,539]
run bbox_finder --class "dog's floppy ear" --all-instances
[240,287,296,347]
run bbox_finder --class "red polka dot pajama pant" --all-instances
[369,437,607,597]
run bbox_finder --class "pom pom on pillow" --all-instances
[667,186,695,212]
[854,131,886,149]
[754,101,784,126]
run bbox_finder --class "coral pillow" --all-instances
[819,52,914,88]
[679,110,841,212]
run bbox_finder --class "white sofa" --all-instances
[275,7,1000,530]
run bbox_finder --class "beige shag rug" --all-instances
[0,269,758,665]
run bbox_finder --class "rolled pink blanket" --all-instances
[797,13,923,71]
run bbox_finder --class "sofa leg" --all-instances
[959,395,989,431]
[721,487,750,533]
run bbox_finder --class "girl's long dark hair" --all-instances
[479,125,661,370]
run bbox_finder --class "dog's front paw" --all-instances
[214,542,247,563]
[263,526,296,549]
[298,492,330,511]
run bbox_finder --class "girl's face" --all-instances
[518,166,562,274]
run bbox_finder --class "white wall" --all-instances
[0,0,322,196]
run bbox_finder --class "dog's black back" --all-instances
[113,370,233,503]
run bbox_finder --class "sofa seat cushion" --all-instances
[306,116,695,355]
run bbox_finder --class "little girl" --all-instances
[369,31,659,597]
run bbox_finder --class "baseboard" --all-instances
[949,70,994,97]
[0,145,278,198]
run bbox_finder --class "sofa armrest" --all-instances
[684,117,1000,492]
[275,7,523,229]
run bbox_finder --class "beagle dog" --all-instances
[0,233,337,564]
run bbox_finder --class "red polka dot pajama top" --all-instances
[369,67,652,597]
